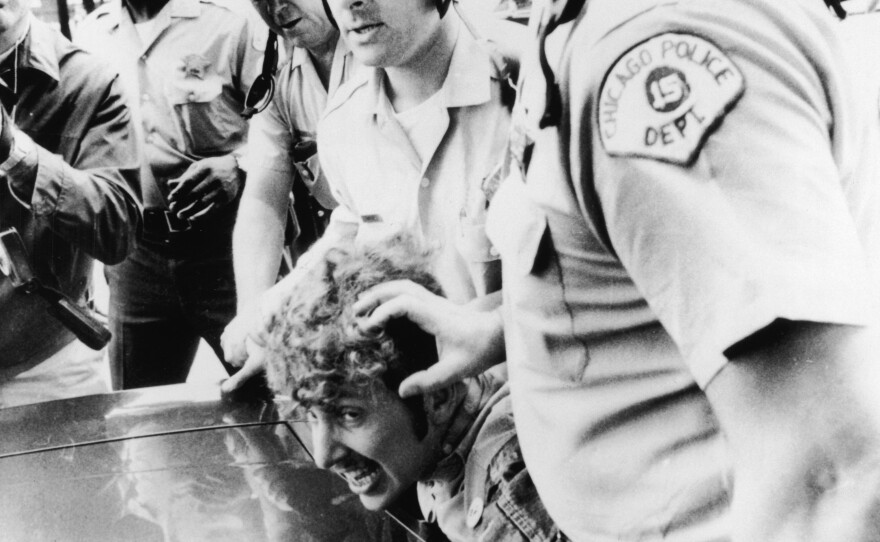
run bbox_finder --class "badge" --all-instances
[598,33,745,165]
[179,54,212,80]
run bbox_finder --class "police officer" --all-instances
[313,0,517,304]
[356,0,880,540]
[220,0,360,392]
[78,0,266,389]
[0,0,140,406]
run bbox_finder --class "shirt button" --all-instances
[466,498,483,528]
[188,92,197,102]
[489,246,499,257]
[420,177,430,188]
[141,94,150,103]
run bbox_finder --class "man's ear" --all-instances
[423,384,461,427]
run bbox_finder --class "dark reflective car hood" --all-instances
[0,385,396,542]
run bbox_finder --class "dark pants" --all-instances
[105,235,237,390]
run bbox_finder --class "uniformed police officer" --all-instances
[78,0,266,389]
[355,0,880,540]
[220,0,360,393]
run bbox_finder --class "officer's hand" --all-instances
[353,280,506,398]
[167,154,243,221]
[221,306,261,367]
[221,337,267,395]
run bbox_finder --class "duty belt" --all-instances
[140,207,192,244]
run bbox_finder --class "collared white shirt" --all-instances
[243,37,357,209]
[317,17,510,303]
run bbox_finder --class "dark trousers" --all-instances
[104,236,236,390]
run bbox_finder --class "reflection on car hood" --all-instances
[0,384,398,542]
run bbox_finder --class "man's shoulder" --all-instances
[30,18,118,90]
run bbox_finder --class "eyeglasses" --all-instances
[241,31,279,119]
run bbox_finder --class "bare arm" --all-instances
[706,320,880,542]
[221,167,293,365]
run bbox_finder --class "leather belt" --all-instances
[141,207,192,244]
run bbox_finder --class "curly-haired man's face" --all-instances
[307,384,441,511]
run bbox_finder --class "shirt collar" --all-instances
[111,0,202,29]
[16,16,60,83]
[367,15,493,117]
[167,0,202,19]
[289,36,350,72]
[426,373,506,485]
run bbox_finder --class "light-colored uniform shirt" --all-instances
[77,0,264,205]
[243,38,358,210]
[486,0,880,539]
[317,16,511,303]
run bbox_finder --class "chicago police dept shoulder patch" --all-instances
[598,33,745,165]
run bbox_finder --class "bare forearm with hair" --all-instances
[706,320,880,542]
[232,170,291,314]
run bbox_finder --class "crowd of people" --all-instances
[1,0,880,540]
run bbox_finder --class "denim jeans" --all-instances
[105,236,236,389]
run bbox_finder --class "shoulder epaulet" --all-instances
[76,1,120,36]
[463,16,525,112]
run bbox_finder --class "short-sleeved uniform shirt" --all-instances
[317,18,511,303]
[243,38,358,210]
[486,0,880,539]
[77,0,264,205]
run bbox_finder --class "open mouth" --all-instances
[337,459,382,494]
[351,22,382,35]
[279,17,302,30]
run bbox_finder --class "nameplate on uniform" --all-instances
[598,32,745,165]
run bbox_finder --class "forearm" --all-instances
[233,188,289,313]
[6,133,140,263]
[706,321,880,542]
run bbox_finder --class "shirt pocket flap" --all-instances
[166,76,223,105]
[486,178,547,276]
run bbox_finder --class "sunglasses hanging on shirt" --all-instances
[241,30,278,120]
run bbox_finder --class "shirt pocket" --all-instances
[166,74,236,155]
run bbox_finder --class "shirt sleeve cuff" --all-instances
[2,129,38,209]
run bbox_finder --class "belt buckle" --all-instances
[164,210,192,233]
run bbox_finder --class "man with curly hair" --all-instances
[262,236,561,542]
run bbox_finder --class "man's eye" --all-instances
[338,409,362,423]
